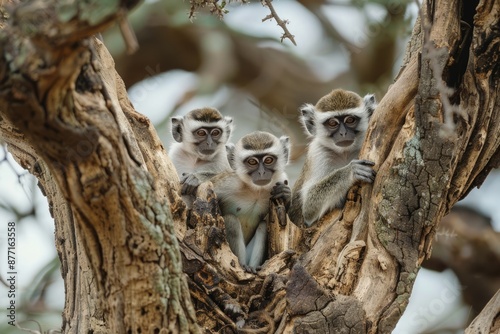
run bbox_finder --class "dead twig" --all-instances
[261,0,297,46]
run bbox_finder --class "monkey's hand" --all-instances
[271,180,291,210]
[350,160,376,183]
[180,173,201,196]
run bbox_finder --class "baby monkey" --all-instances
[212,131,291,272]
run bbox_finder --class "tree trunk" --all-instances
[0,1,198,333]
[0,0,499,334]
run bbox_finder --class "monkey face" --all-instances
[324,115,360,148]
[245,155,277,186]
[193,127,224,156]
[299,90,376,154]
[170,110,233,160]
[232,131,290,189]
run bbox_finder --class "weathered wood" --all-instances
[465,289,500,334]
[0,1,198,333]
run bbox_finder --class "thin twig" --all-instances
[261,0,297,46]
[118,14,139,55]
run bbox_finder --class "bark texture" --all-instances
[0,1,198,333]
[0,0,499,333]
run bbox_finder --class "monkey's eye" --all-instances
[345,116,357,125]
[327,118,339,127]
[263,156,275,165]
[246,158,259,166]
[196,129,207,137]
[211,129,221,137]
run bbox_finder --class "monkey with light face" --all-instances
[168,107,233,202]
[212,131,291,272]
[289,89,377,227]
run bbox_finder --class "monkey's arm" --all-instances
[223,214,247,266]
[245,221,267,271]
[302,160,375,226]
[180,171,221,196]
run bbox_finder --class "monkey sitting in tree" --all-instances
[211,131,291,272]
[289,89,377,227]
[168,107,233,206]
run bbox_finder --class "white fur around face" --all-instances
[301,104,370,155]
[168,117,233,176]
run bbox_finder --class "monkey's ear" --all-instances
[279,136,291,164]
[224,116,234,139]
[171,117,184,143]
[363,94,377,117]
[225,143,236,170]
[299,104,316,136]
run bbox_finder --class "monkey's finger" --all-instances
[272,182,291,190]
[357,159,375,166]
[360,176,375,183]
[355,173,376,183]
[271,189,291,199]
[184,180,199,195]
[181,183,190,195]
[272,187,291,195]
[272,193,289,201]
[357,167,376,175]
[355,169,376,180]
[182,184,194,196]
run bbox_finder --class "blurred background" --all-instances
[1,0,499,333]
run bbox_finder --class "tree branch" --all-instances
[261,0,297,45]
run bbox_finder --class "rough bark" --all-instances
[0,1,198,333]
[0,0,499,334]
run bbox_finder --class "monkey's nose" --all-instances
[258,164,266,176]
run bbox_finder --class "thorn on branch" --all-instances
[261,0,297,46]
[262,14,273,22]
[189,0,229,21]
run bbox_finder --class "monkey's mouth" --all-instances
[336,140,354,147]
[253,179,271,186]
[199,149,216,155]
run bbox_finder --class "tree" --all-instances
[0,0,499,333]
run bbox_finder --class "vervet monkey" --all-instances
[212,131,291,272]
[289,89,377,226]
[168,107,233,199]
